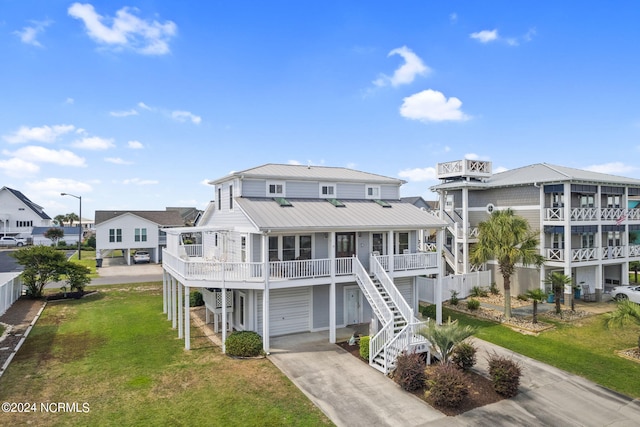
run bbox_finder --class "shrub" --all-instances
[449,290,459,306]
[225,331,264,357]
[470,286,488,298]
[425,364,470,408]
[488,354,522,397]
[190,291,204,307]
[420,304,436,319]
[359,336,370,360]
[517,293,529,301]
[86,235,96,248]
[393,351,426,391]
[489,282,500,295]
[452,342,477,371]
[466,298,480,311]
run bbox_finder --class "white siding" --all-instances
[257,288,311,336]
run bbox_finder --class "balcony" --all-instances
[546,246,629,262]
[545,207,639,222]
[162,249,439,287]
[436,159,492,180]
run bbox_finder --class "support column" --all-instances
[178,282,183,339]
[171,277,177,328]
[262,233,270,353]
[563,182,573,306]
[462,187,469,274]
[162,272,168,314]
[436,227,444,325]
[387,230,394,276]
[222,287,228,353]
[184,285,191,350]
[329,231,336,344]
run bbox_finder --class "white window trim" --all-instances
[366,185,381,199]
[267,181,286,197]
[319,183,336,198]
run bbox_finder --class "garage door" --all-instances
[257,288,311,336]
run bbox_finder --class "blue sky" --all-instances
[2,1,640,219]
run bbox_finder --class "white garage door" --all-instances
[257,288,311,336]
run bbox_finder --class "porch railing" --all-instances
[572,247,597,262]
[375,252,438,273]
[602,245,624,260]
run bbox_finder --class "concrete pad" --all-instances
[268,332,446,427]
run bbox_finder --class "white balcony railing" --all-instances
[571,208,598,221]
[572,247,597,262]
[546,248,564,261]
[602,246,624,260]
[630,245,640,258]
[545,208,564,221]
[545,207,640,222]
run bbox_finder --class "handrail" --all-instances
[353,259,392,324]
[370,256,415,323]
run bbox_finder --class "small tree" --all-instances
[64,262,91,294]
[603,300,640,351]
[630,261,640,283]
[419,319,476,364]
[525,288,546,324]
[44,227,65,246]
[53,214,67,226]
[11,246,67,298]
[544,271,572,314]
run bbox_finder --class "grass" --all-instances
[0,284,333,426]
[423,305,640,398]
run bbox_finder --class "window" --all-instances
[16,220,33,227]
[239,293,246,328]
[269,236,279,261]
[283,236,296,261]
[366,186,380,199]
[607,231,621,246]
[299,235,312,259]
[579,194,594,208]
[607,195,621,208]
[217,188,221,210]
[320,184,335,197]
[581,233,595,248]
[395,232,409,254]
[229,184,234,210]
[551,233,563,249]
[267,182,285,196]
[372,233,385,255]
[552,193,564,207]
[135,228,147,242]
[109,228,122,243]
[241,236,247,262]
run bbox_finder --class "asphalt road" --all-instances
[0,249,22,273]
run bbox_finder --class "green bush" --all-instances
[420,304,436,319]
[393,351,426,391]
[488,353,522,397]
[489,282,500,295]
[86,235,96,248]
[225,331,264,357]
[190,291,204,307]
[452,342,477,371]
[359,336,370,360]
[517,293,529,301]
[469,286,488,298]
[449,290,459,306]
[466,298,480,310]
[426,364,470,408]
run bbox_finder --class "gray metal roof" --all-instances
[210,164,406,185]
[2,186,51,220]
[431,163,640,191]
[236,197,447,232]
[94,210,186,226]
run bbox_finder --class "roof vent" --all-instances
[273,197,293,207]
[374,199,392,208]
[326,198,345,207]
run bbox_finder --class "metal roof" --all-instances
[1,186,51,220]
[209,163,406,185]
[431,163,640,191]
[94,210,186,226]
[235,197,447,232]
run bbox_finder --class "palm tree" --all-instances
[419,318,476,364]
[544,271,572,315]
[525,288,546,324]
[470,209,545,318]
[630,261,640,283]
[603,300,640,351]
[53,214,66,226]
[66,212,79,227]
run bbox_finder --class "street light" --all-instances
[61,192,82,260]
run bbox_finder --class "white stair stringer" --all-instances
[353,257,430,375]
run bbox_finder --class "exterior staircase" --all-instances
[353,257,430,374]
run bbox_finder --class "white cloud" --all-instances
[3,124,75,143]
[584,162,636,175]
[287,160,302,165]
[523,27,537,42]
[0,157,40,177]
[449,13,458,24]
[65,97,75,104]
[398,167,437,182]
[27,177,93,198]
[464,153,491,161]
[400,89,470,122]
[138,101,152,110]
[110,109,138,117]
[373,46,430,87]
[13,20,52,47]
[72,136,115,150]
[105,157,133,165]
[68,3,177,55]
[127,140,144,149]
[4,146,86,167]
[470,29,499,43]
[171,110,201,124]
[122,178,159,185]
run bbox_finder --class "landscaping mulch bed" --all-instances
[336,341,504,416]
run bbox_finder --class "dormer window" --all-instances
[267,181,285,197]
[320,183,336,197]
[366,185,380,199]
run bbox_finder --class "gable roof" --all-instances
[235,197,447,232]
[431,163,640,191]
[94,210,186,226]
[1,186,51,220]
[209,164,406,185]
[32,226,82,235]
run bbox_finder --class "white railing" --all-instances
[572,247,597,262]
[601,208,626,221]
[571,208,598,221]
[418,271,492,303]
[0,273,23,317]
[423,242,437,252]
[371,256,415,324]
[376,252,438,273]
[627,209,640,220]
[602,246,624,260]
[546,248,564,261]
[630,245,640,258]
[202,288,233,310]
[437,159,491,179]
[182,244,202,257]
[545,208,564,221]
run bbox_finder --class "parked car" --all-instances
[611,285,640,304]
[133,250,151,264]
[0,236,26,247]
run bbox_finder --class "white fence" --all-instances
[418,271,492,304]
[0,273,23,317]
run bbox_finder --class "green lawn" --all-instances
[424,305,640,398]
[0,284,332,426]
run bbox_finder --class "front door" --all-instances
[345,286,362,325]
[336,232,356,258]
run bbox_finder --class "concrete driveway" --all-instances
[268,332,640,427]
